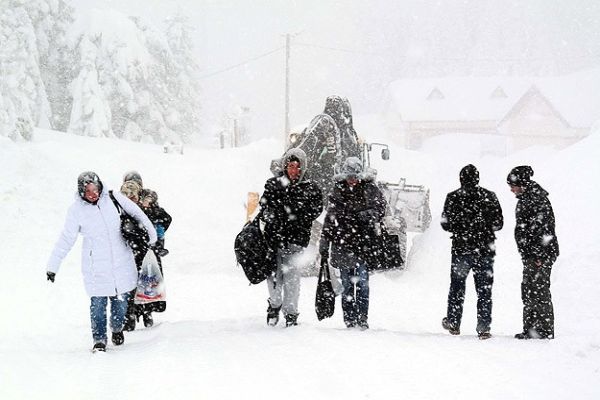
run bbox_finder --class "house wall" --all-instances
[404,120,497,149]
[498,91,584,150]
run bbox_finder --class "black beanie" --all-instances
[459,164,479,188]
[507,165,534,186]
[77,171,103,199]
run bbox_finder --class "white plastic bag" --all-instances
[134,250,166,304]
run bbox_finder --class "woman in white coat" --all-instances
[47,171,157,352]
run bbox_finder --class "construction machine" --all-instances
[248,96,431,272]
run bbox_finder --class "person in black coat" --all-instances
[259,148,323,327]
[507,166,559,339]
[440,164,503,339]
[120,176,172,331]
[320,157,386,329]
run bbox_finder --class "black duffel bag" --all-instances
[234,215,277,284]
[315,259,335,320]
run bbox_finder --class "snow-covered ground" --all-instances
[1,127,599,399]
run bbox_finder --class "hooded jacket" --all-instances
[441,165,504,256]
[260,148,323,249]
[48,189,157,297]
[514,180,559,264]
[320,162,386,267]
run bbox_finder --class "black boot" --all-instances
[92,342,106,352]
[357,316,369,330]
[514,331,531,339]
[123,315,136,332]
[155,238,169,257]
[267,301,281,326]
[285,314,298,327]
[143,312,154,328]
[111,331,124,346]
[442,317,460,335]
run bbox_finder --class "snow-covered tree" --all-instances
[23,0,76,132]
[67,36,113,137]
[0,4,48,140]
[68,9,199,144]
[164,15,202,143]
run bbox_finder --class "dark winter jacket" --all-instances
[514,181,559,264]
[441,176,503,256]
[142,204,172,231]
[260,148,323,249]
[320,177,386,267]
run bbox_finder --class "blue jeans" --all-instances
[340,261,370,325]
[90,292,130,344]
[446,254,494,333]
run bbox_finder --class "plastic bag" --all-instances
[134,250,166,304]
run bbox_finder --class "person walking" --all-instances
[507,165,559,339]
[319,157,386,330]
[121,173,171,330]
[259,148,323,327]
[47,171,156,352]
[441,164,503,339]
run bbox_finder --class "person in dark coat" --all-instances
[440,164,503,339]
[319,157,386,329]
[120,174,171,331]
[507,166,559,339]
[259,148,323,327]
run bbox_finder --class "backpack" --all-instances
[234,215,277,284]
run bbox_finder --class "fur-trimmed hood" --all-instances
[333,156,374,182]
[281,147,308,182]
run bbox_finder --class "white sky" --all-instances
[73,0,600,139]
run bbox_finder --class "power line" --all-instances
[198,46,284,79]
[295,42,383,56]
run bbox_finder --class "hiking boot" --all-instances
[123,315,136,332]
[111,331,124,346]
[92,342,106,352]
[345,320,357,329]
[266,302,281,326]
[285,314,298,327]
[157,248,170,257]
[442,317,460,335]
[478,331,492,340]
[514,331,531,339]
[357,319,369,331]
[143,312,154,328]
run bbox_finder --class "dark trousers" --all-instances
[446,254,494,333]
[521,262,554,337]
[340,261,370,324]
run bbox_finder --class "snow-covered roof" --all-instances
[387,68,600,127]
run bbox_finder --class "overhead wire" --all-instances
[198,46,284,79]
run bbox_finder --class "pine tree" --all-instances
[68,36,113,137]
[23,0,76,132]
[164,15,201,143]
[0,4,48,140]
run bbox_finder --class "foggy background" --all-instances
[73,0,600,141]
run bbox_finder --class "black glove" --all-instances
[46,272,56,283]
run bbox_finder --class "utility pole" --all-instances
[284,33,291,142]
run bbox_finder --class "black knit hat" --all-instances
[507,165,534,186]
[77,171,103,199]
[459,164,479,188]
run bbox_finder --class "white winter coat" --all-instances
[47,190,157,297]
